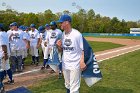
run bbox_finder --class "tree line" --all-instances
[0,9,140,33]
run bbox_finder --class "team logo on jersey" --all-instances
[42,34,45,39]
[50,32,57,38]
[13,33,20,39]
[64,39,72,46]
[42,34,45,40]
[63,39,74,51]
[31,34,35,39]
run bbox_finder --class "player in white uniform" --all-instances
[38,26,49,70]
[7,24,14,39]
[29,24,40,66]
[7,23,14,54]
[45,24,50,32]
[9,22,29,72]
[0,23,14,92]
[56,15,86,93]
[24,26,30,55]
[46,21,62,76]
[24,26,30,40]
[2,23,15,85]
[19,25,30,69]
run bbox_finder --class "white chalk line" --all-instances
[13,45,140,77]
[98,47,140,62]
[96,45,140,57]
[13,68,40,77]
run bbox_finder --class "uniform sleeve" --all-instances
[77,33,84,51]
[58,30,63,39]
[0,34,3,45]
[39,33,42,38]
[23,32,28,40]
[45,32,49,42]
[37,32,40,38]
[61,32,64,47]
[0,34,6,45]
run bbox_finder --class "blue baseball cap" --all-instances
[19,25,23,29]
[21,26,26,31]
[25,26,29,30]
[0,23,4,31]
[38,26,45,33]
[11,22,18,26]
[50,21,56,26]
[19,25,26,31]
[57,14,72,23]
[9,23,12,28]
[30,24,36,28]
[45,24,50,27]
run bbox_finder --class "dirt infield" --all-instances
[4,37,140,91]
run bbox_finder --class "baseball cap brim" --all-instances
[57,20,64,23]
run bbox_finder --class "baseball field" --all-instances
[4,36,140,93]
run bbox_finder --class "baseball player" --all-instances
[7,23,14,38]
[45,24,50,32]
[56,14,86,93]
[9,22,29,72]
[2,23,15,84]
[38,26,49,70]
[0,23,14,92]
[45,21,62,77]
[24,26,30,40]
[29,24,40,66]
[19,25,30,69]
[24,26,30,57]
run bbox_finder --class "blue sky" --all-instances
[0,0,140,21]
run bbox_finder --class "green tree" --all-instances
[26,13,39,27]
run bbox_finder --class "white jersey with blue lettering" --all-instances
[10,30,26,51]
[62,28,83,70]
[0,32,10,56]
[29,30,40,45]
[46,29,62,47]
[40,31,47,46]
[21,31,29,49]
[0,31,10,71]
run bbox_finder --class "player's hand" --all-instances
[44,42,47,47]
[36,44,40,49]
[26,44,30,49]
[3,53,8,61]
[80,60,87,71]
[56,39,62,48]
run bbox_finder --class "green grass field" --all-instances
[88,41,125,52]
[29,49,140,93]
